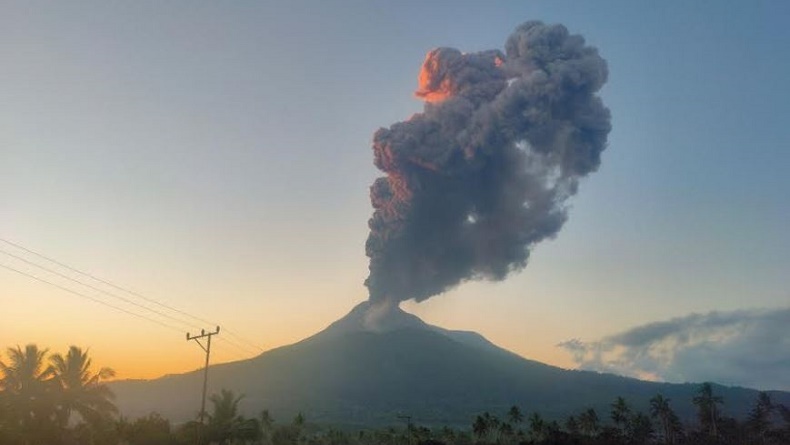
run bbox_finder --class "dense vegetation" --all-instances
[2,344,789,445]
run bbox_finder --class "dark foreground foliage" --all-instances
[2,343,790,445]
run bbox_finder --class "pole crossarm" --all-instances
[186,326,220,342]
[187,328,218,352]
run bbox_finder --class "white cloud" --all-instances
[558,308,790,391]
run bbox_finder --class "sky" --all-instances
[1,1,789,390]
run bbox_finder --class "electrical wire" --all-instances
[2,261,261,359]
[1,248,201,332]
[0,262,184,333]
[3,238,216,326]
[0,238,265,357]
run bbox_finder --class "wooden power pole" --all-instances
[397,414,413,445]
[187,326,220,443]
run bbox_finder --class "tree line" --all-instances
[1,343,789,445]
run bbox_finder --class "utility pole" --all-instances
[187,326,220,444]
[397,414,413,445]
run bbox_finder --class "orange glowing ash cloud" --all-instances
[414,48,504,103]
[414,48,458,103]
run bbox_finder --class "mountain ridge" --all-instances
[110,302,790,427]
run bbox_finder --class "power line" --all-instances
[0,262,183,333]
[220,328,265,354]
[211,342,253,362]
[1,261,260,359]
[1,248,201,332]
[0,238,265,355]
[216,337,260,358]
[0,238,216,326]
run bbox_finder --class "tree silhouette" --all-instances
[628,412,655,445]
[206,388,260,445]
[0,388,8,443]
[486,412,501,443]
[564,414,580,436]
[119,412,171,445]
[293,411,305,428]
[777,404,790,444]
[578,407,600,437]
[292,411,306,445]
[611,396,631,435]
[747,392,774,444]
[498,421,513,444]
[507,405,523,426]
[693,382,723,438]
[472,413,488,442]
[439,425,456,444]
[0,344,57,444]
[49,346,117,429]
[650,394,678,444]
[260,409,275,445]
[527,412,546,442]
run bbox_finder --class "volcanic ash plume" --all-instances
[365,21,611,304]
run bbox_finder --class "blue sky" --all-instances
[1,1,788,389]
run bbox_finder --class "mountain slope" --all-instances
[111,302,790,427]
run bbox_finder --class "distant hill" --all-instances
[111,302,790,427]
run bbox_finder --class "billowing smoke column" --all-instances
[365,21,611,305]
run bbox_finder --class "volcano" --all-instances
[111,303,790,427]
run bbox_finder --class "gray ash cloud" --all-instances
[365,21,611,304]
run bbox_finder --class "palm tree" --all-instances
[747,392,774,444]
[650,394,677,444]
[0,389,9,443]
[260,409,274,428]
[578,408,600,437]
[235,417,262,444]
[292,412,307,445]
[206,389,250,445]
[0,344,57,443]
[778,404,790,443]
[293,411,305,428]
[0,344,53,393]
[49,346,117,428]
[693,382,723,438]
[479,412,501,443]
[564,415,580,436]
[611,396,631,434]
[628,412,654,445]
[528,412,546,442]
[260,409,274,445]
[667,411,684,444]
[118,412,172,445]
[780,403,790,424]
[472,413,489,443]
[440,425,456,444]
[498,421,514,444]
[507,405,523,426]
